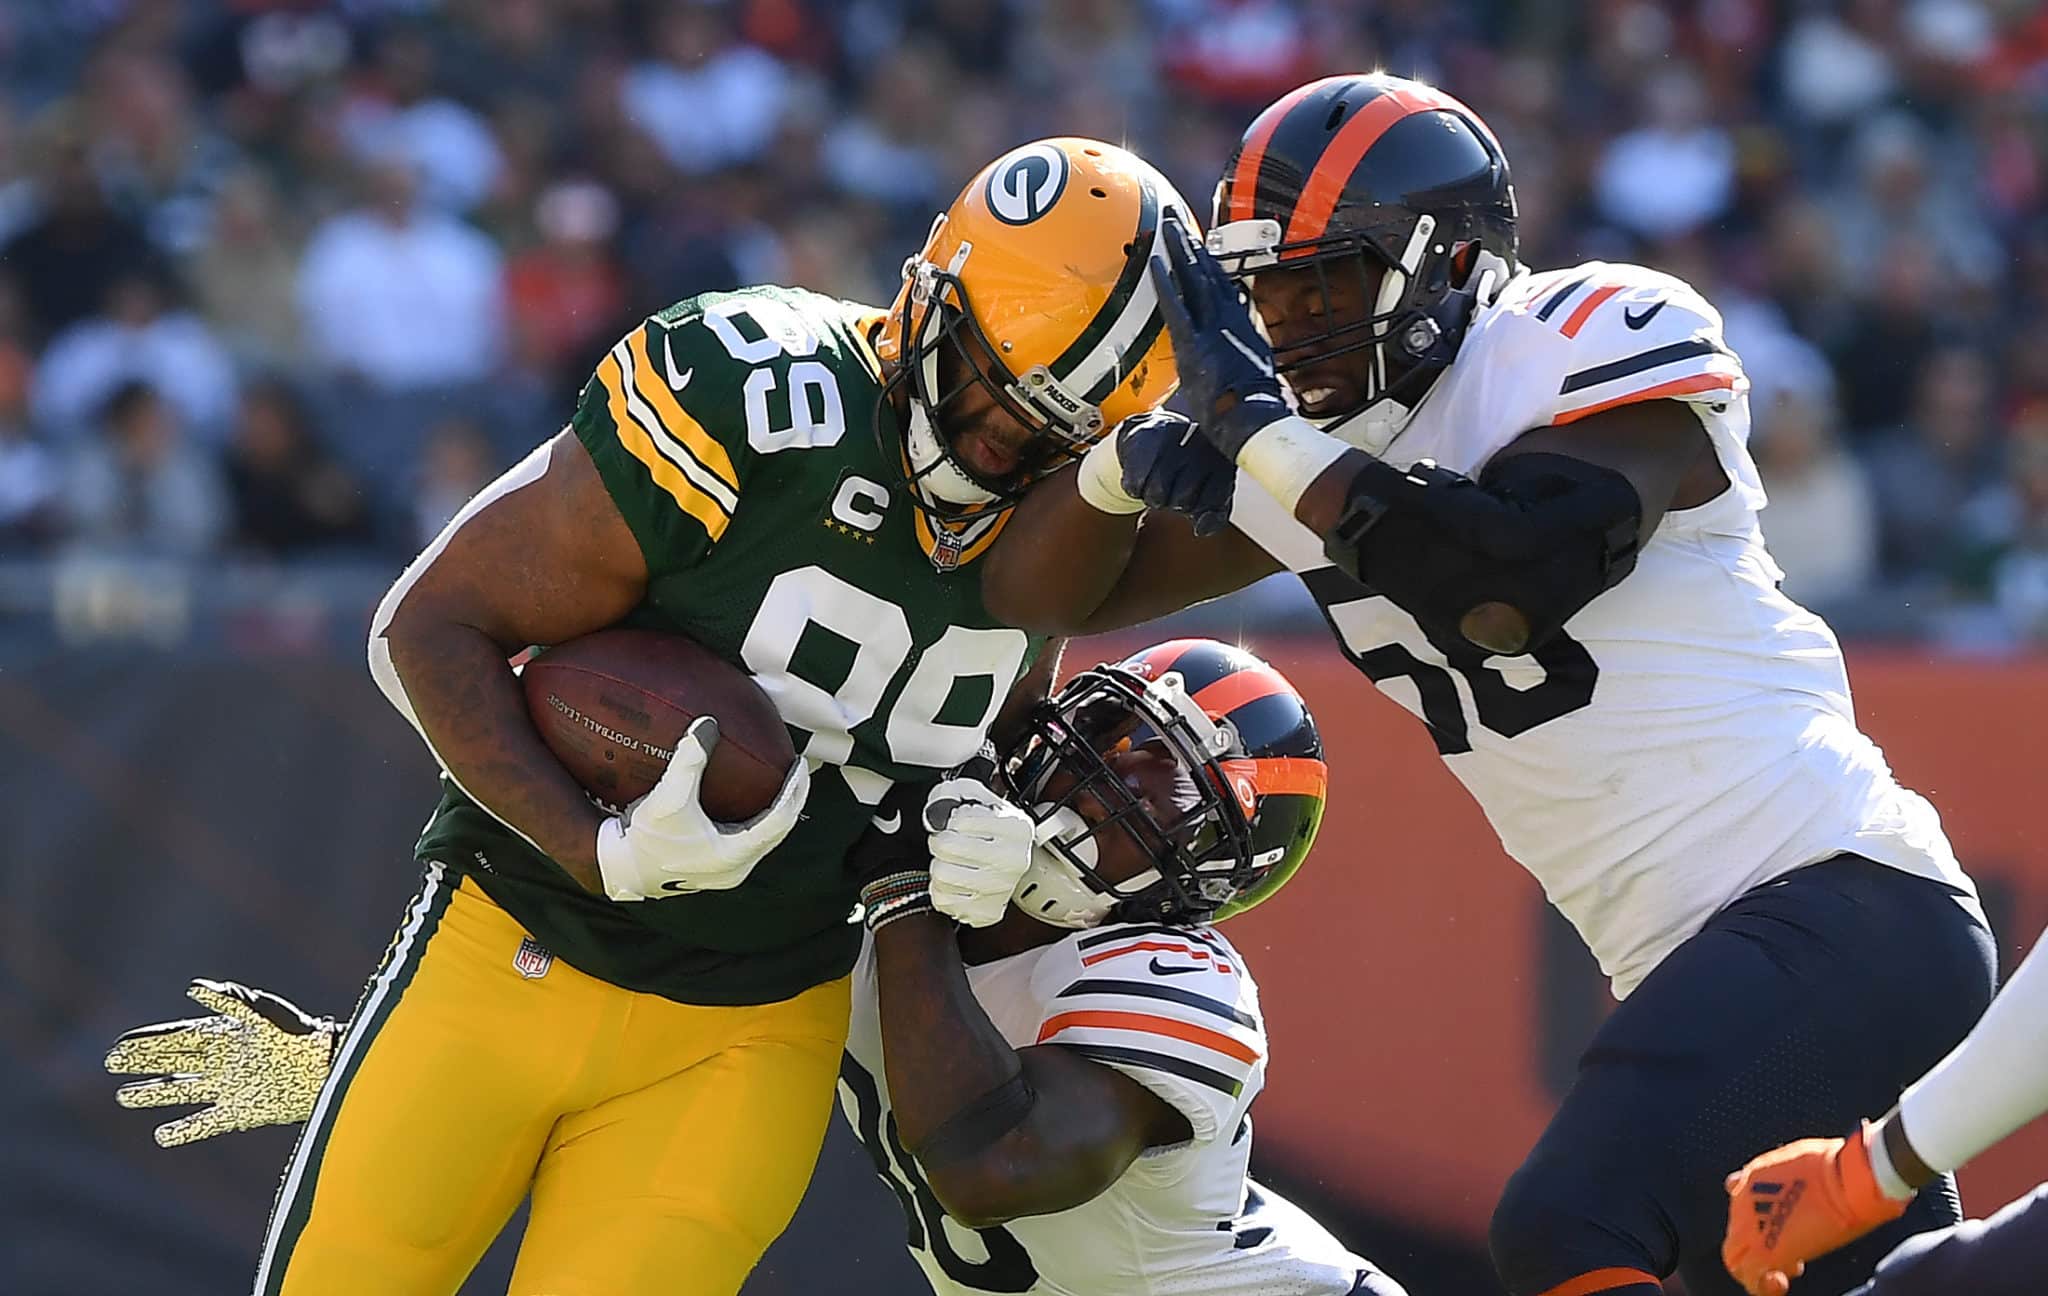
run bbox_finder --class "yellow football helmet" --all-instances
[877,138,1195,512]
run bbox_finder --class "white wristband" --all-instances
[1075,435,1144,515]
[1236,414,1351,512]
[1864,1125,1916,1201]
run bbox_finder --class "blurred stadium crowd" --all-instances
[0,0,2044,645]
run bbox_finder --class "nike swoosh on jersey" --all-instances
[1623,300,1667,330]
[1148,957,1205,976]
[663,337,694,390]
[870,811,902,833]
[660,878,696,893]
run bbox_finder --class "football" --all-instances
[521,627,797,821]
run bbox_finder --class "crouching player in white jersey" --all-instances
[106,639,1405,1296]
[839,637,1395,1296]
[981,74,1997,1296]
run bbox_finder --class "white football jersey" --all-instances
[838,922,1378,1296]
[1231,260,1981,998]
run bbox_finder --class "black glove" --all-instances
[1115,410,1237,537]
[1148,210,1292,459]
[847,777,936,888]
[848,777,939,931]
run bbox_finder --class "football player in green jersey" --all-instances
[226,139,1195,1296]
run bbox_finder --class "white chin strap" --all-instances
[900,238,1003,509]
[1315,214,1433,457]
[1011,805,1162,930]
[1215,214,1522,461]
[906,398,1000,506]
[1324,250,1516,456]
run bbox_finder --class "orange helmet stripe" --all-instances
[1189,662,1295,717]
[1215,756,1328,800]
[1283,84,1460,248]
[1127,638,1208,678]
[1226,77,1336,223]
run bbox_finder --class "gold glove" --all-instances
[105,978,341,1148]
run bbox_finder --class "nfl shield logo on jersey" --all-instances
[513,936,554,980]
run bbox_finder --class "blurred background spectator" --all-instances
[0,343,59,551]
[1985,403,2048,636]
[294,154,503,390]
[1749,344,1879,613]
[222,377,370,556]
[1864,345,2007,587]
[0,0,2036,647]
[60,379,228,557]
[31,265,238,441]
[410,413,496,547]
[505,178,627,402]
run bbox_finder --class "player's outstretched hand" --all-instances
[105,979,340,1148]
[1147,209,1290,460]
[596,716,811,901]
[1722,1124,1909,1296]
[1077,410,1236,537]
[922,770,1037,929]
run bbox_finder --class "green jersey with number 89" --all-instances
[416,286,1044,1005]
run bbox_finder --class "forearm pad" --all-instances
[1325,452,1642,651]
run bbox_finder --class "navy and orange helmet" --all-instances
[1002,638,1326,928]
[1209,73,1519,431]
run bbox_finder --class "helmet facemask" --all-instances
[1001,665,1258,930]
[877,232,1107,519]
[1210,213,1506,452]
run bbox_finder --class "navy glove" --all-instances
[1148,210,1292,459]
[1080,410,1236,537]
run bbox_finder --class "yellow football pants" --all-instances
[253,864,852,1296]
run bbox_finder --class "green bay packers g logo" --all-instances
[986,143,1069,225]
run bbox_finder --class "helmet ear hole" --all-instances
[1003,639,1325,928]
[1449,240,1479,286]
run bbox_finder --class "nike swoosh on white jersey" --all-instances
[663,337,693,391]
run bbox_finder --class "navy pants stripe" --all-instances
[1849,1183,2048,1296]
[1488,856,1996,1296]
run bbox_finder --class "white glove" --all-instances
[595,716,811,901]
[922,776,1037,928]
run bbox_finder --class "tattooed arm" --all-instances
[368,431,647,892]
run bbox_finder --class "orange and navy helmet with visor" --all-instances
[1002,639,1327,928]
[1209,74,1519,428]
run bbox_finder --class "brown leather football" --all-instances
[521,628,796,821]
